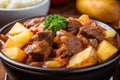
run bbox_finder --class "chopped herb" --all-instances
[44,14,67,32]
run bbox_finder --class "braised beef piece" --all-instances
[24,31,54,61]
[32,31,54,47]
[77,34,98,49]
[79,25,105,41]
[49,48,56,57]
[23,17,46,28]
[66,18,82,35]
[61,36,83,58]
[77,35,89,48]
[24,40,51,62]
[89,39,98,48]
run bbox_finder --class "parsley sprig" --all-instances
[44,14,67,32]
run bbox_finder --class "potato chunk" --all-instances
[44,60,61,68]
[105,29,116,38]
[97,40,118,61]
[6,29,33,48]
[44,57,68,68]
[79,14,90,21]
[67,46,98,68]
[8,22,28,36]
[2,47,27,62]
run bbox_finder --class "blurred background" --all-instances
[0,0,120,28]
[49,0,120,29]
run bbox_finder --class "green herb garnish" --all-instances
[44,14,67,32]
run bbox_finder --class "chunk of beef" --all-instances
[79,25,105,41]
[23,17,46,28]
[77,35,98,49]
[66,18,82,35]
[77,35,89,48]
[24,40,51,62]
[32,31,54,46]
[61,36,83,58]
[89,39,98,48]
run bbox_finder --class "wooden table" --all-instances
[0,0,120,80]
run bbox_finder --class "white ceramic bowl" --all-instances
[0,0,50,27]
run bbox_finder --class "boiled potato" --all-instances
[67,46,98,68]
[78,14,91,25]
[6,29,33,48]
[105,29,116,38]
[97,40,118,61]
[44,57,68,68]
[44,60,61,68]
[8,22,28,36]
[79,14,90,21]
[2,47,27,62]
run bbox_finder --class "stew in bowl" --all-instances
[0,14,119,68]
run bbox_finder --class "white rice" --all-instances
[0,0,44,9]
[0,0,10,8]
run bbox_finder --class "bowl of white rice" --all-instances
[0,0,50,27]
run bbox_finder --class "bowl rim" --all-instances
[0,15,120,74]
[0,0,49,11]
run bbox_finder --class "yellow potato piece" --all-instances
[97,40,118,61]
[105,29,116,38]
[67,46,98,68]
[44,57,68,68]
[8,22,28,36]
[44,60,61,68]
[2,47,27,62]
[6,29,33,48]
[79,14,90,21]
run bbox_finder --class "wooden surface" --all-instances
[0,0,120,80]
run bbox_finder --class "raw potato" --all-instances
[2,47,27,62]
[105,29,116,38]
[67,46,98,68]
[8,22,28,36]
[97,40,118,61]
[76,0,120,23]
[6,29,33,48]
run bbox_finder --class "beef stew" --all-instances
[0,14,119,68]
